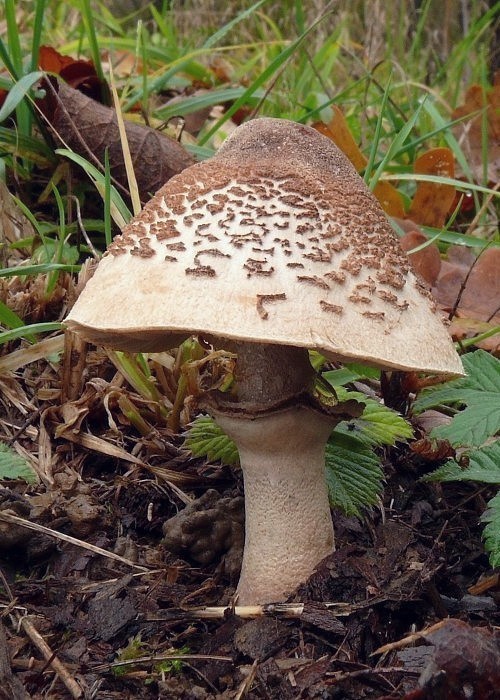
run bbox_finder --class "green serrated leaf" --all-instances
[184,415,239,466]
[414,350,500,412]
[335,388,413,446]
[481,491,500,568]
[432,402,500,447]
[424,441,500,484]
[413,351,500,447]
[0,443,37,483]
[325,432,384,517]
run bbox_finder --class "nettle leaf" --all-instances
[0,443,37,483]
[481,491,500,568]
[433,402,500,447]
[184,415,239,466]
[325,432,384,517]
[335,388,413,446]
[413,351,500,447]
[184,414,384,518]
[424,441,500,484]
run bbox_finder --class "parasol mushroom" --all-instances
[65,117,464,604]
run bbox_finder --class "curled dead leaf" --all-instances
[452,76,500,183]
[43,81,195,203]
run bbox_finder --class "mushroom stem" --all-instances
[229,342,315,407]
[214,405,337,605]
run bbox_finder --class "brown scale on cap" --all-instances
[185,264,216,277]
[325,270,346,284]
[349,291,372,304]
[362,311,385,320]
[255,293,287,320]
[297,275,330,290]
[320,300,343,314]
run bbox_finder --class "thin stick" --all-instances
[93,653,233,673]
[153,601,357,621]
[18,616,83,699]
[0,511,148,571]
[233,659,258,700]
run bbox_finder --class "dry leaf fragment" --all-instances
[408,148,456,227]
[434,246,500,322]
[39,45,104,99]
[397,221,442,287]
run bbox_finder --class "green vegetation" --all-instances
[415,350,500,567]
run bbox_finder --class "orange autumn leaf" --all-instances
[314,107,366,170]
[39,45,105,101]
[372,180,406,219]
[313,107,405,217]
[407,148,456,228]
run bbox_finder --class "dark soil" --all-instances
[0,359,499,699]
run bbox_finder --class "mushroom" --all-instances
[65,118,464,604]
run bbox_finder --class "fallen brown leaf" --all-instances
[398,220,442,286]
[43,81,195,203]
[408,148,456,228]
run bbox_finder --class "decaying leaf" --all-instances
[435,245,500,323]
[375,618,500,700]
[42,81,195,203]
[38,45,105,99]
[397,220,442,286]
[407,148,456,227]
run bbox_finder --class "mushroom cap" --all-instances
[66,118,463,376]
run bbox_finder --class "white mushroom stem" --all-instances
[214,405,337,605]
[205,342,344,605]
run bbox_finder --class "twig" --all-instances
[152,601,357,621]
[233,659,258,699]
[92,653,233,673]
[17,615,83,699]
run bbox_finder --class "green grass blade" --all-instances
[4,0,23,73]
[0,72,44,123]
[79,0,106,87]
[0,264,80,279]
[199,12,332,146]
[202,0,267,49]
[369,99,426,191]
[0,322,63,345]
[0,299,25,330]
[383,172,498,197]
[55,149,132,226]
[155,87,263,122]
[31,0,47,72]
[364,77,392,186]
[104,148,112,247]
